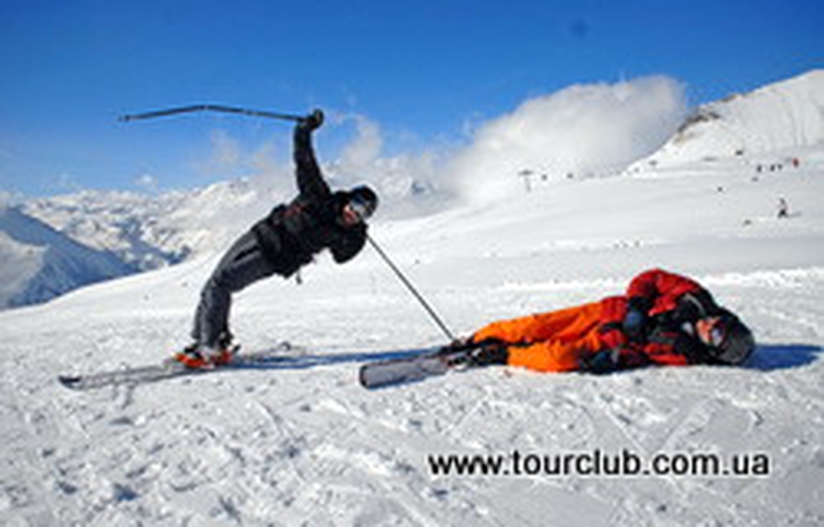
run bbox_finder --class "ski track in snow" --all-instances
[2,160,824,525]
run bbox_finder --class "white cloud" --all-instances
[55,172,83,193]
[338,115,383,171]
[186,77,688,216]
[208,130,243,172]
[328,114,448,215]
[196,129,294,201]
[445,76,689,203]
[135,173,159,192]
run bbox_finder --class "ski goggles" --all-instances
[348,194,375,221]
[696,316,725,348]
[709,325,726,347]
[704,317,727,348]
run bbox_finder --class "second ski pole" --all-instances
[366,234,455,342]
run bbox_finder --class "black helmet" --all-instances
[706,311,756,365]
[348,185,378,220]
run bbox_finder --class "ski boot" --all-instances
[173,341,236,369]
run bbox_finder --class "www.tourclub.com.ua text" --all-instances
[427,449,771,478]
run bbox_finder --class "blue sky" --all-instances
[1,0,821,197]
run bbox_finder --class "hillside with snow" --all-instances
[629,69,823,171]
[1,70,823,525]
[0,206,131,309]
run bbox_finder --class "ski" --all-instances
[359,346,477,389]
[58,342,299,391]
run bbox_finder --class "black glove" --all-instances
[581,348,621,374]
[468,338,509,366]
[623,297,650,342]
[301,109,324,131]
[442,337,475,353]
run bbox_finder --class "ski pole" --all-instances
[366,233,456,342]
[119,104,305,123]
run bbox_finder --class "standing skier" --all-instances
[455,268,755,373]
[176,109,378,368]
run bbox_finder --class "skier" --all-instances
[454,268,755,373]
[176,109,378,368]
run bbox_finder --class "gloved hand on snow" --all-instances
[468,338,509,366]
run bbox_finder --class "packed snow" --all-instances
[1,72,823,525]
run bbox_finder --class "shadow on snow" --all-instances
[745,343,822,371]
[233,343,821,373]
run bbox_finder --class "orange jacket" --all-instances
[471,269,711,372]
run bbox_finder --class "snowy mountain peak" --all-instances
[0,205,132,308]
[22,178,271,271]
[630,69,824,171]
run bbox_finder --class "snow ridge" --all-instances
[0,206,131,308]
[631,69,824,170]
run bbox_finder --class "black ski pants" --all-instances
[191,231,278,348]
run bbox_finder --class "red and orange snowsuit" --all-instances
[471,269,713,372]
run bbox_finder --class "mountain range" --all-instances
[0,206,131,308]
[1,69,821,310]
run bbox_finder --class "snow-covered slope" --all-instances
[1,142,822,525]
[0,206,132,309]
[630,69,824,171]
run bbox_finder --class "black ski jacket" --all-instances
[251,124,367,277]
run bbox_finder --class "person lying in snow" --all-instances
[453,268,755,373]
[176,109,379,368]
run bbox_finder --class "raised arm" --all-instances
[293,109,331,199]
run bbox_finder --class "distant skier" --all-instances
[454,268,755,373]
[176,109,378,368]
[777,197,790,219]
